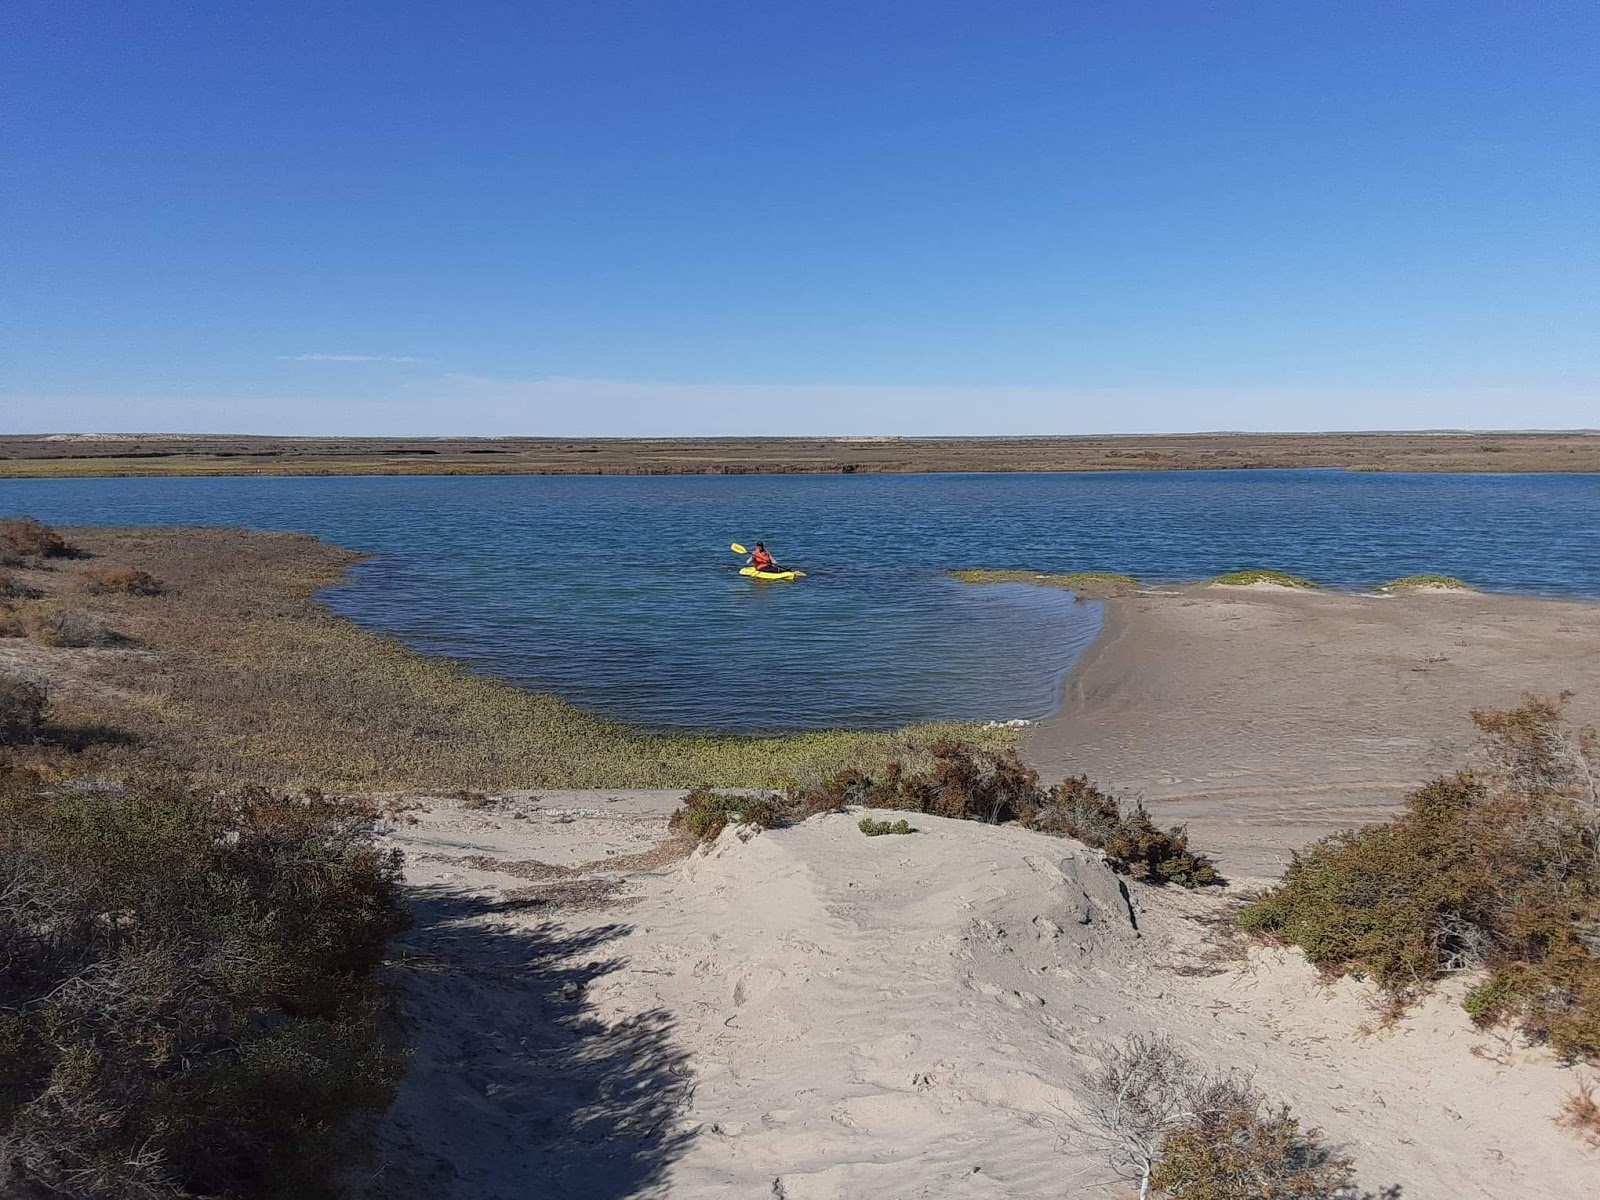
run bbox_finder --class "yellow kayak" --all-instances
[740,565,805,581]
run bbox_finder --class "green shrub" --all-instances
[669,787,781,842]
[0,517,77,560]
[0,674,47,745]
[1239,695,1600,1059]
[0,764,409,1197]
[858,817,912,836]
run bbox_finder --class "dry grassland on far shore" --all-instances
[3,429,1599,477]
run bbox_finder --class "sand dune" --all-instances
[355,791,1595,1198]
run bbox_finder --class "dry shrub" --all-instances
[0,675,47,745]
[1032,776,1222,887]
[0,573,41,601]
[23,608,126,648]
[1152,1077,1358,1199]
[804,738,1044,823]
[669,787,781,842]
[1557,1074,1600,1147]
[793,742,1223,887]
[0,517,77,560]
[0,763,409,1199]
[1071,1034,1364,1200]
[1240,695,1600,1060]
[83,564,164,596]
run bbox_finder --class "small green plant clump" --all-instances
[83,563,165,595]
[669,786,782,842]
[0,516,78,560]
[858,817,912,836]
[1239,694,1600,1060]
[0,762,410,1198]
[950,569,1141,597]
[1207,569,1317,589]
[1376,574,1475,592]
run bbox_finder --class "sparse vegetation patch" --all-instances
[950,568,1140,596]
[1206,569,1317,589]
[1377,574,1475,592]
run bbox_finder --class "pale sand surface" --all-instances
[351,590,1600,1197]
[355,791,1596,1199]
[1026,586,1600,879]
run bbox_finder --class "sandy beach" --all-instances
[1026,585,1600,879]
[350,584,1600,1198]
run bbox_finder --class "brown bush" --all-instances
[790,743,1223,887]
[0,675,47,745]
[1240,695,1600,1060]
[0,573,41,601]
[83,564,164,596]
[1030,776,1222,887]
[0,764,409,1198]
[802,739,1045,823]
[23,608,127,648]
[0,517,77,560]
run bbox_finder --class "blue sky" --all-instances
[2,1,1595,435]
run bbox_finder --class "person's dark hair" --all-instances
[756,542,765,549]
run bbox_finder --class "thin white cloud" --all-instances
[277,353,427,364]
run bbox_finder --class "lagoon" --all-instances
[2,470,1595,732]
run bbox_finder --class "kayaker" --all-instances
[749,542,776,572]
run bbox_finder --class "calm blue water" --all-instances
[2,471,1595,731]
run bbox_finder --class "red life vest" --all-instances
[752,548,773,570]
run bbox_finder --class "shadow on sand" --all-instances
[351,886,695,1200]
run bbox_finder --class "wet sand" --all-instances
[1024,585,1600,879]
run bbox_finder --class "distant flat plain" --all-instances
[1,431,1597,477]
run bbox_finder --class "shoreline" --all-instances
[1024,583,1600,878]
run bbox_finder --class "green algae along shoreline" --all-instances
[950,566,1478,595]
